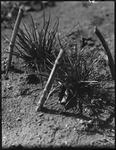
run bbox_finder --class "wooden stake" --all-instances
[94,26,115,80]
[5,6,24,78]
[36,49,64,111]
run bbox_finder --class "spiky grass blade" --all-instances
[6,13,59,84]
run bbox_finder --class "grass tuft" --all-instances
[3,13,59,84]
[47,31,113,118]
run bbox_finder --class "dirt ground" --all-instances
[2,1,115,149]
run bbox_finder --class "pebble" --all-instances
[38,113,44,117]
[16,117,21,121]
[73,127,76,131]
[64,141,68,145]
[65,124,68,127]
[8,85,13,90]
[79,119,84,124]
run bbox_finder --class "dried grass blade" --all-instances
[36,48,64,111]
[42,13,51,49]
[17,28,32,46]
[94,26,115,80]
[22,22,33,42]
[5,6,23,78]
[30,14,38,42]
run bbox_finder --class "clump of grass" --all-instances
[18,14,59,71]
[4,12,59,84]
[47,32,113,118]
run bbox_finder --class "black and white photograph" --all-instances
[1,1,115,149]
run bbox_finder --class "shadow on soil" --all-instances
[40,106,91,120]
[38,107,114,134]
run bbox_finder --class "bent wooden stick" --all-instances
[94,26,115,80]
[5,6,24,78]
[36,49,64,111]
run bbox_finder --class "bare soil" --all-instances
[2,1,115,149]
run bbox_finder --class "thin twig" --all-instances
[79,81,98,83]
[94,26,115,80]
[5,6,24,78]
[36,48,64,111]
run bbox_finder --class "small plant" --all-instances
[17,14,59,72]
[4,12,59,84]
[47,33,113,118]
